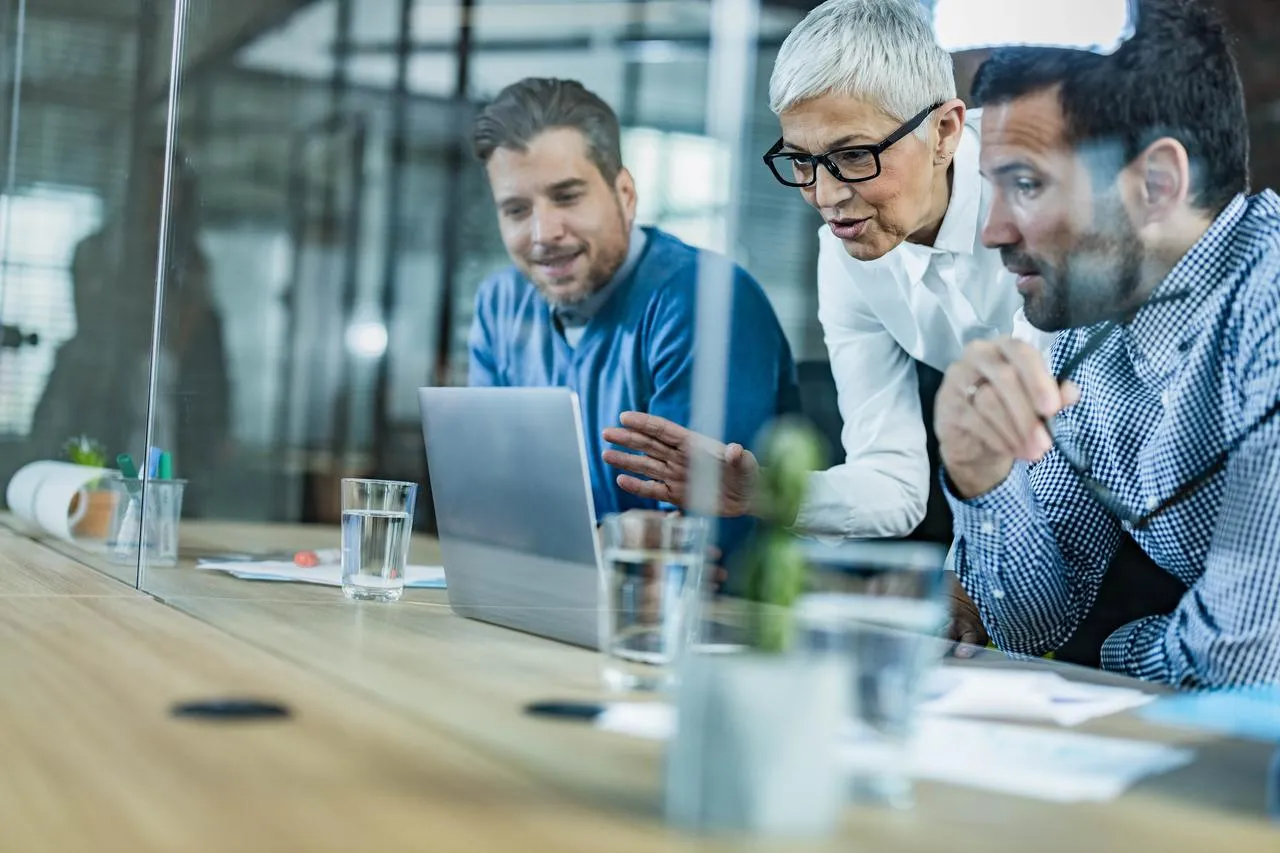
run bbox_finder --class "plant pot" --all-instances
[70,489,119,541]
[664,651,849,837]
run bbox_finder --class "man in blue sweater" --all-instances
[468,77,798,555]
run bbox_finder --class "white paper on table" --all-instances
[909,717,1192,802]
[917,668,1155,726]
[196,560,446,589]
[6,461,116,541]
[594,703,1193,803]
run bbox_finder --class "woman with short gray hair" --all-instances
[758,0,1015,541]
[605,0,1044,645]
[610,0,1036,533]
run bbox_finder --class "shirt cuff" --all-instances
[940,462,1038,632]
[1100,615,1171,682]
[942,461,1037,559]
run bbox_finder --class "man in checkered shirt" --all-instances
[936,0,1280,688]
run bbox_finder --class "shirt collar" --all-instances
[932,120,982,256]
[1125,193,1249,375]
[554,224,648,328]
[895,118,982,283]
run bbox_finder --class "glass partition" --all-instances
[125,0,817,595]
[0,0,185,587]
[7,0,1280,838]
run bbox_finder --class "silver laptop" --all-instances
[418,386,603,648]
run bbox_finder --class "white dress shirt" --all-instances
[795,109,1051,539]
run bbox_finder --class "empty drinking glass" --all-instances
[599,511,709,692]
[341,478,418,602]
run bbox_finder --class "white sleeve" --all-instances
[793,236,930,539]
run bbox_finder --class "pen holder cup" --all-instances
[105,479,186,568]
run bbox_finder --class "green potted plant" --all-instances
[665,418,849,837]
[740,419,827,652]
[63,436,118,540]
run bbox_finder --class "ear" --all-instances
[933,98,968,166]
[1133,137,1191,224]
[614,167,638,224]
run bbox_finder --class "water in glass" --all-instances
[798,557,948,809]
[342,508,411,601]
[601,546,703,692]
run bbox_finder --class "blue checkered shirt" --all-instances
[946,191,1280,688]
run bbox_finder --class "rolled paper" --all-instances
[6,461,116,541]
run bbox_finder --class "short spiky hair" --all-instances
[769,0,955,121]
[971,0,1249,214]
[473,78,623,182]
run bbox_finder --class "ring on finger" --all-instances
[964,377,988,404]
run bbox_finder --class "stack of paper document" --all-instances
[918,667,1156,726]
[594,700,1193,803]
[196,559,446,589]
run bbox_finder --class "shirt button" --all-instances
[992,589,1006,600]
[980,521,995,535]
[1145,496,1159,511]
[1160,390,1171,407]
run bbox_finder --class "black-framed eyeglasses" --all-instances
[1046,294,1278,530]
[762,102,944,189]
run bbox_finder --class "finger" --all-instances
[953,639,978,659]
[996,339,1064,418]
[603,449,683,483]
[967,345,1051,459]
[602,426,680,461]
[615,474,679,504]
[618,411,691,446]
[968,343,1045,448]
[724,443,755,470]
[1061,379,1081,407]
[974,383,1048,461]
[950,371,1029,459]
[601,429,681,464]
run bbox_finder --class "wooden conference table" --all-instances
[1,515,1277,852]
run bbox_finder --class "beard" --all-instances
[1008,193,1144,332]
[524,198,630,308]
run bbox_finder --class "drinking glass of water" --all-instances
[795,540,950,809]
[341,478,418,602]
[599,511,709,692]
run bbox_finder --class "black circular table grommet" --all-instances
[171,698,292,720]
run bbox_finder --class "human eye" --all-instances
[830,148,877,178]
[832,149,874,168]
[1004,174,1045,200]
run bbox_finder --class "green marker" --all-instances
[157,451,172,481]
[116,453,141,497]
[117,453,139,480]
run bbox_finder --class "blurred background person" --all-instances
[27,147,231,515]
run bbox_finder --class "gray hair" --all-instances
[473,77,623,183]
[769,0,956,126]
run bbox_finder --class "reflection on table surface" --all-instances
[2,514,1278,852]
